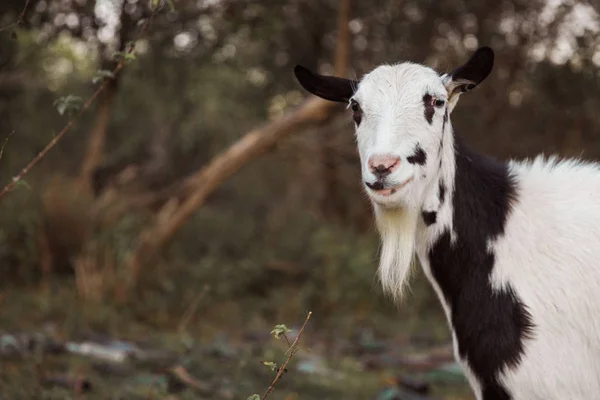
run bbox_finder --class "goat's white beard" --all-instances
[374,204,419,302]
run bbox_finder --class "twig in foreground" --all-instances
[177,284,210,334]
[0,2,163,201]
[261,311,312,400]
[0,0,31,33]
[0,131,15,161]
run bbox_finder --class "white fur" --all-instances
[490,156,600,399]
[353,61,600,399]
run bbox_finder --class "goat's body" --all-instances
[496,157,600,399]
[294,47,600,400]
[416,143,600,400]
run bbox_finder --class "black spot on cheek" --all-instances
[407,145,427,165]
[440,110,448,152]
[422,211,437,226]
[423,94,434,124]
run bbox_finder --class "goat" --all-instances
[294,47,600,400]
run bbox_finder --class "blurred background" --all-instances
[0,0,599,398]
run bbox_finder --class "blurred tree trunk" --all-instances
[79,4,135,193]
[80,79,117,191]
[320,0,350,221]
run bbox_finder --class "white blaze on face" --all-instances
[352,63,449,210]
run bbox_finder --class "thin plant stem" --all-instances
[261,311,312,400]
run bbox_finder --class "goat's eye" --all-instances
[350,100,362,125]
[432,97,445,108]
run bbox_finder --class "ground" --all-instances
[0,281,473,400]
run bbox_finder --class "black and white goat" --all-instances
[294,47,600,400]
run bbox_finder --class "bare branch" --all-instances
[334,0,351,77]
[124,97,339,283]
[177,284,210,334]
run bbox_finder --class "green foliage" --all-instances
[270,324,291,339]
[53,95,83,116]
[247,395,261,400]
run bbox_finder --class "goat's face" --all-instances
[295,47,494,209]
[349,63,447,208]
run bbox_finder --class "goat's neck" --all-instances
[414,123,460,250]
[415,125,515,267]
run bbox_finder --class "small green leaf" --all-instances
[92,69,115,84]
[53,95,83,116]
[166,0,175,11]
[151,0,159,8]
[247,395,260,400]
[271,324,291,339]
[14,179,31,190]
[261,361,278,371]
[113,51,136,63]
[56,102,67,115]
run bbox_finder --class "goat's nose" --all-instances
[368,154,400,177]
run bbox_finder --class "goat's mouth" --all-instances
[365,177,413,197]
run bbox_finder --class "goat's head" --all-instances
[294,47,494,210]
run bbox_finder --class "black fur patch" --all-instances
[366,181,384,190]
[407,145,427,165]
[294,65,357,103]
[427,134,533,399]
[422,211,437,226]
[438,180,446,205]
[483,384,511,400]
[423,94,435,124]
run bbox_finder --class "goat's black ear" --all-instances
[442,47,493,112]
[294,65,357,103]
[445,47,494,93]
